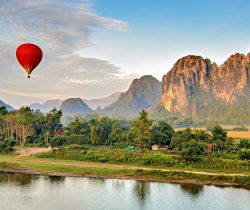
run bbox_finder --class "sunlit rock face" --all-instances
[162,52,250,117]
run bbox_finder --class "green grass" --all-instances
[38,147,250,173]
[0,154,250,186]
[0,161,20,168]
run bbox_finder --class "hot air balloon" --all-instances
[16,43,43,78]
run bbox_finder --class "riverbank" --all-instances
[0,155,249,188]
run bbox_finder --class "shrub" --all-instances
[0,138,15,153]
[239,149,250,160]
[180,140,205,161]
[50,135,89,147]
[211,125,227,142]
[239,139,250,149]
[50,136,67,147]
[66,144,81,150]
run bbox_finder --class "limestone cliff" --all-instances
[162,52,250,119]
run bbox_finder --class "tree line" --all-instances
[0,106,249,160]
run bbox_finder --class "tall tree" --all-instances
[15,107,35,145]
[152,121,174,145]
[65,117,90,143]
[108,120,123,145]
[45,108,63,132]
[170,128,194,150]
[211,125,227,142]
[90,126,101,145]
[131,110,152,149]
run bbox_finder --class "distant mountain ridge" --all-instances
[102,75,162,117]
[0,100,14,111]
[30,92,121,114]
[30,99,62,113]
[83,92,121,110]
[60,98,93,115]
[5,51,250,124]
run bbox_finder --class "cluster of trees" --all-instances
[56,110,250,161]
[59,110,173,149]
[0,106,249,161]
[0,106,62,151]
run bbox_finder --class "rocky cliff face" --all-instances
[162,52,250,118]
[212,53,250,104]
[103,75,161,117]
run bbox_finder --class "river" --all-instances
[0,171,249,210]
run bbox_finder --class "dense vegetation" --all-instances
[0,106,62,152]
[0,106,249,164]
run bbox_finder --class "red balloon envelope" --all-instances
[16,43,43,78]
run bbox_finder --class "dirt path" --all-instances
[14,147,52,156]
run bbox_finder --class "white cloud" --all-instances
[0,89,67,100]
[0,0,133,107]
[62,79,99,85]
[0,0,128,54]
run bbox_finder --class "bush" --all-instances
[211,125,227,142]
[0,138,15,153]
[50,135,89,147]
[50,136,67,147]
[239,139,250,149]
[239,149,250,160]
[180,140,205,161]
[66,144,81,150]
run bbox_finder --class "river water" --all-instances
[0,172,249,210]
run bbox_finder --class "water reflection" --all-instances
[47,175,65,184]
[133,181,150,206]
[8,172,34,186]
[180,183,204,197]
[112,179,125,189]
[0,172,8,183]
[89,177,106,187]
[0,172,249,210]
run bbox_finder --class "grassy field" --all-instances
[227,131,250,138]
[38,146,250,173]
[175,127,250,138]
[0,154,249,186]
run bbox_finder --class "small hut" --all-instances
[207,144,213,152]
[152,144,159,151]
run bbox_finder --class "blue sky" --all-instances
[84,0,250,77]
[1,0,250,107]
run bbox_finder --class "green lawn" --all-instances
[0,154,249,186]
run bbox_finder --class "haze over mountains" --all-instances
[29,93,121,113]
[0,100,14,111]
[60,98,93,115]
[83,92,121,110]
[28,75,161,117]
[30,99,62,113]
[1,51,250,124]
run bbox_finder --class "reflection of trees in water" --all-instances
[133,181,150,205]
[0,172,8,183]
[8,172,34,186]
[180,183,204,197]
[112,180,125,189]
[47,176,65,184]
[88,177,106,188]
